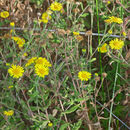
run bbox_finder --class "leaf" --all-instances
[56,61,65,74]
[88,58,96,63]
[81,13,89,17]
[40,120,49,129]
[73,120,82,130]
[75,97,88,102]
[59,123,69,130]
[62,104,80,114]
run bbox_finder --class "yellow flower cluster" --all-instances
[26,57,52,78]
[40,2,63,24]
[12,37,25,48]
[104,16,123,24]
[8,65,24,78]
[35,57,51,78]
[0,11,9,18]
[78,71,91,81]
[4,110,14,116]
[98,38,124,53]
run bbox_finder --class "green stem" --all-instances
[108,62,119,129]
[95,0,103,88]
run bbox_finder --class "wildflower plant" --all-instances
[0,0,129,130]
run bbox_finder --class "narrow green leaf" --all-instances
[59,123,69,130]
[62,104,80,114]
[81,13,89,17]
[40,120,49,128]
[73,120,82,130]
[56,61,65,74]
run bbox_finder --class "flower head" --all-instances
[104,16,123,24]
[23,52,28,57]
[75,35,84,42]
[8,65,24,78]
[40,12,52,23]
[25,57,37,67]
[73,32,79,36]
[78,71,91,81]
[12,37,25,48]
[48,122,53,127]
[8,85,13,89]
[94,73,98,76]
[107,1,111,4]
[122,32,126,36]
[109,38,124,50]
[108,30,112,34]
[82,48,86,53]
[35,57,52,67]
[6,63,10,66]
[10,22,15,27]
[0,11,9,18]
[4,110,14,116]
[98,43,108,53]
[35,64,49,78]
[50,2,62,11]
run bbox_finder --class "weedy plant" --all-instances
[0,0,129,129]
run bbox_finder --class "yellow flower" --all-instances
[10,22,15,27]
[75,35,84,42]
[108,30,112,34]
[35,57,52,67]
[25,57,37,67]
[39,19,48,24]
[42,12,51,20]
[73,32,79,36]
[40,12,52,23]
[48,122,53,127]
[78,71,91,81]
[12,37,25,48]
[8,65,24,78]
[0,11,9,18]
[107,1,111,4]
[109,38,124,50]
[4,110,14,116]
[50,2,62,11]
[8,85,13,89]
[35,64,49,78]
[17,38,25,48]
[6,63,10,66]
[82,48,86,53]
[104,16,123,24]
[122,32,126,36]
[95,73,98,76]
[23,53,28,57]
[98,43,108,53]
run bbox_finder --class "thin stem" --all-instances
[108,62,119,129]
